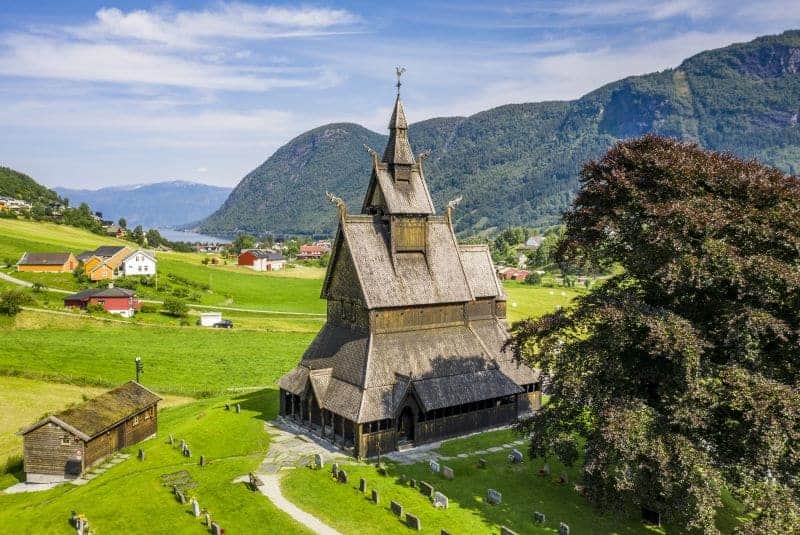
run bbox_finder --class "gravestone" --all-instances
[371,489,380,504]
[169,434,174,445]
[338,469,348,484]
[331,463,339,479]
[487,489,502,505]
[359,477,367,493]
[400,474,407,484]
[176,491,186,504]
[534,511,546,523]
[429,459,440,473]
[442,466,454,480]
[377,464,388,476]
[433,491,448,509]
[559,522,570,535]
[314,453,324,469]
[184,447,192,458]
[191,499,201,517]
[559,471,569,484]
[478,458,487,469]
[205,513,212,527]
[179,439,186,451]
[390,501,403,516]
[406,513,421,531]
[510,449,523,463]
[200,455,206,467]
[441,531,452,535]
[138,449,145,461]
[235,403,241,413]
[540,463,550,476]
[225,404,230,411]
[211,522,222,535]
[410,478,416,488]
[419,481,434,497]
[501,527,518,535]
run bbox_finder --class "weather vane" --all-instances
[395,66,406,96]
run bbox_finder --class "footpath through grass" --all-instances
[0,389,312,534]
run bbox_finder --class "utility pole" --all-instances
[135,356,144,383]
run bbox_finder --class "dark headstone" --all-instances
[478,458,487,469]
[441,531,452,535]
[184,447,192,458]
[410,478,416,488]
[225,404,230,411]
[377,465,387,476]
[371,489,380,504]
[179,439,186,451]
[501,527,518,535]
[534,511,546,523]
[331,463,339,479]
[176,491,186,504]
[510,449,523,463]
[138,448,145,461]
[314,453,324,469]
[359,477,367,493]
[559,522,570,535]
[211,521,222,535]
[487,488,502,505]
[419,481,434,497]
[406,513,421,531]
[390,501,403,516]
[642,507,661,526]
[559,471,569,484]
[200,455,206,467]
[338,469,348,484]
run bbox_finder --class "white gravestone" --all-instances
[433,491,449,509]
[429,460,440,473]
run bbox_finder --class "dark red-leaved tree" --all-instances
[513,136,800,533]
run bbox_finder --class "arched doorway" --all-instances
[397,406,415,443]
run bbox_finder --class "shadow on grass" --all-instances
[230,387,280,423]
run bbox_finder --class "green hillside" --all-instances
[0,167,60,205]
[199,30,800,237]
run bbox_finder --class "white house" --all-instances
[120,250,157,277]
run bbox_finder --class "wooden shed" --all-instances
[16,252,78,273]
[19,382,161,483]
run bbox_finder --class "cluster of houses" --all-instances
[16,246,156,317]
[17,246,156,281]
[0,195,33,213]
[297,241,331,260]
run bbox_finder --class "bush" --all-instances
[524,272,542,285]
[162,296,188,318]
[0,289,29,316]
[139,303,158,314]
[86,303,105,314]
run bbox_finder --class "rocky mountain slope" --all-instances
[199,30,800,237]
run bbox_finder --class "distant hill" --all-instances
[198,30,800,237]
[0,167,60,205]
[56,181,232,228]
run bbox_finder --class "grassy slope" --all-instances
[0,310,314,396]
[0,389,312,534]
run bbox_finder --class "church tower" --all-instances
[278,77,539,458]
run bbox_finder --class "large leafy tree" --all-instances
[513,136,800,533]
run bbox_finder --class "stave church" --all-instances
[278,83,540,458]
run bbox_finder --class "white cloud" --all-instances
[554,0,712,22]
[73,3,360,49]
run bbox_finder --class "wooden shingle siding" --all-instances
[23,423,83,477]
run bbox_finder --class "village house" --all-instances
[79,245,131,281]
[296,244,329,260]
[19,382,160,483]
[278,91,539,458]
[16,252,78,273]
[238,249,287,271]
[119,249,157,277]
[498,267,531,282]
[63,287,140,317]
[0,195,32,212]
[522,236,543,250]
[103,223,127,238]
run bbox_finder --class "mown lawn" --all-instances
[504,282,584,324]
[0,310,314,397]
[0,389,312,534]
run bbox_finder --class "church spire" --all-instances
[382,67,415,167]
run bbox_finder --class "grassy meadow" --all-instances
[0,389,312,534]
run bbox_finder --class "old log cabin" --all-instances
[19,381,161,483]
[278,90,540,458]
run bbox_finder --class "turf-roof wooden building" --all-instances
[278,91,540,458]
[19,382,161,483]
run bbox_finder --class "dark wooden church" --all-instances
[278,88,540,458]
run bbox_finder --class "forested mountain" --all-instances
[0,167,60,205]
[56,181,232,228]
[199,30,800,237]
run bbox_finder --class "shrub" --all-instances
[162,296,188,318]
[524,272,542,285]
[139,303,158,314]
[0,289,29,315]
[86,303,105,314]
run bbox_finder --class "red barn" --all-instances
[64,287,141,317]
[237,249,287,271]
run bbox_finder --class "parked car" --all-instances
[213,320,234,329]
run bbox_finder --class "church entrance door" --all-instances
[397,406,415,443]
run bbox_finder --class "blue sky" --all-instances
[0,1,798,189]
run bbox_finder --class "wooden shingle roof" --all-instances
[17,252,73,265]
[19,381,161,441]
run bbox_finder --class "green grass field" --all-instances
[0,389,312,534]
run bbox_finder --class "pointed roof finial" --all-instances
[395,66,406,96]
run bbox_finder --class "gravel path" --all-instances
[258,474,341,535]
